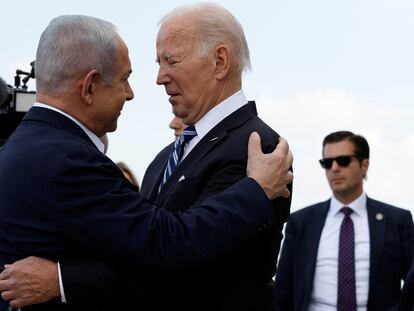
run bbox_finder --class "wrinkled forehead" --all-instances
[157,16,199,46]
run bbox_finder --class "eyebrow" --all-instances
[155,53,174,64]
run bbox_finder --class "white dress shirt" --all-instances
[181,89,248,160]
[308,193,370,311]
[33,103,106,302]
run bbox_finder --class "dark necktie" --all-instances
[158,125,197,192]
[337,206,357,311]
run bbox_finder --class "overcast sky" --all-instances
[1,0,413,214]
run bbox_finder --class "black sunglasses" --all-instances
[319,155,359,169]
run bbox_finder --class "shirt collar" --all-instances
[330,192,367,217]
[193,89,247,140]
[33,103,105,153]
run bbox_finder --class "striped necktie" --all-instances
[158,125,197,192]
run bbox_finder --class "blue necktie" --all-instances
[158,125,197,192]
[337,206,356,311]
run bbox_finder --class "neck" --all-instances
[36,92,99,136]
[334,188,363,205]
[213,78,241,107]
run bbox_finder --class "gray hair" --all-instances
[160,2,251,75]
[35,15,118,96]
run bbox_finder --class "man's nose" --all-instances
[156,65,170,85]
[330,160,341,171]
[125,81,134,101]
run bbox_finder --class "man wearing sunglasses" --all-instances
[274,130,414,311]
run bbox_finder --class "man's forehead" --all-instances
[158,19,197,43]
[324,140,355,155]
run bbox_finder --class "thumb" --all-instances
[248,132,262,158]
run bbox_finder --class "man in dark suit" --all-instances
[274,131,414,311]
[1,4,292,311]
[119,5,292,308]
[0,13,294,311]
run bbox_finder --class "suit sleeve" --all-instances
[55,162,274,267]
[398,260,414,311]
[273,216,296,311]
[401,210,414,277]
[59,258,133,308]
[56,137,285,305]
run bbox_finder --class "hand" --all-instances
[0,256,60,308]
[247,132,293,200]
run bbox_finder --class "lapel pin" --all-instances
[178,175,185,182]
[376,213,384,221]
[210,137,218,142]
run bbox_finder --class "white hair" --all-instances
[35,15,118,96]
[160,2,251,75]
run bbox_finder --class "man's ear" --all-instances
[214,45,231,80]
[361,158,369,179]
[81,69,99,105]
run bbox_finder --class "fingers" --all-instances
[280,187,291,198]
[9,298,25,309]
[0,266,11,283]
[0,279,11,293]
[248,132,262,158]
[0,269,14,302]
[275,138,293,167]
[4,295,26,309]
[287,149,293,167]
[275,139,294,178]
[1,289,13,301]
[0,276,34,308]
[246,132,294,200]
[274,137,289,156]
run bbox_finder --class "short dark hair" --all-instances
[322,131,370,160]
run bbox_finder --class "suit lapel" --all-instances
[302,201,330,303]
[139,143,174,202]
[154,101,258,206]
[367,197,386,300]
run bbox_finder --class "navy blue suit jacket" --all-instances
[399,260,414,311]
[273,198,414,311]
[0,106,277,311]
[137,101,291,310]
[60,101,291,310]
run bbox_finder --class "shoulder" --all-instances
[289,200,329,221]
[241,116,278,140]
[230,114,279,154]
[367,197,412,216]
[367,197,413,228]
[146,142,174,167]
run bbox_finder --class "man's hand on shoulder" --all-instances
[0,256,60,308]
[247,132,293,200]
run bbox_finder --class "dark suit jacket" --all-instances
[60,101,291,310]
[399,260,414,311]
[0,106,277,311]
[273,197,414,311]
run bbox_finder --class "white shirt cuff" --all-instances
[57,262,67,303]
